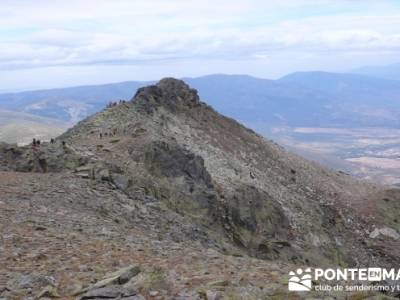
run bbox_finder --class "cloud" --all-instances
[0,0,400,88]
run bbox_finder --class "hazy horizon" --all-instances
[2,66,400,94]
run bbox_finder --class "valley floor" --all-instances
[267,126,400,186]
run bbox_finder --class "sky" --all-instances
[1,0,400,91]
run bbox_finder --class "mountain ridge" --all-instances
[351,62,400,80]
[2,78,400,298]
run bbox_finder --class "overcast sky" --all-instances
[1,0,400,91]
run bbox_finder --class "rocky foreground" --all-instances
[0,172,294,299]
[1,78,400,299]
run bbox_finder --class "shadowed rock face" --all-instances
[143,140,220,220]
[144,141,212,187]
[0,141,87,173]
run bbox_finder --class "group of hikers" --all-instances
[31,138,42,147]
[106,99,127,108]
[31,138,66,150]
[29,98,127,150]
[99,128,118,139]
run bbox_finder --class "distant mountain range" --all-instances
[0,81,150,124]
[1,71,400,130]
[351,62,400,81]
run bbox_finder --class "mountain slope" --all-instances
[2,78,400,299]
[185,74,332,128]
[279,71,400,104]
[351,62,400,80]
[58,78,400,266]
[0,81,149,123]
[0,109,68,145]
[278,71,400,127]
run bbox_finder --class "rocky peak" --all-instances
[132,78,201,113]
[4,78,400,299]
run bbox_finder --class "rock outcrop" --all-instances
[134,78,201,114]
